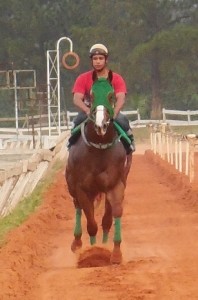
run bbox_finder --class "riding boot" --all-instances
[67,131,81,149]
[128,134,136,153]
[121,134,135,155]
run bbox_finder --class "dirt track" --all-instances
[0,147,198,300]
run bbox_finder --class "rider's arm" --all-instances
[73,93,90,115]
[114,92,126,118]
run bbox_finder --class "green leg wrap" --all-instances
[102,232,109,243]
[90,236,96,245]
[114,217,121,243]
[74,208,82,237]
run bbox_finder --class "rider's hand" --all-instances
[113,112,118,119]
[85,107,90,115]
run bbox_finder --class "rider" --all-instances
[68,43,135,154]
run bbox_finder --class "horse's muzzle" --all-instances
[95,124,107,136]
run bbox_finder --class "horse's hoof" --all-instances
[71,239,82,252]
[110,248,122,264]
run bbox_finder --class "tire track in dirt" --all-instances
[0,149,198,299]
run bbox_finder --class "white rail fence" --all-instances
[162,108,198,126]
[0,134,58,151]
[0,131,69,217]
[66,109,142,129]
[148,123,198,182]
[1,108,198,136]
[66,108,198,128]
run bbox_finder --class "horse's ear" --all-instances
[108,70,113,84]
[92,70,98,83]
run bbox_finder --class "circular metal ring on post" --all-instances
[62,51,80,70]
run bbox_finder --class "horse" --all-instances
[65,77,132,264]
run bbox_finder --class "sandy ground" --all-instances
[0,144,198,300]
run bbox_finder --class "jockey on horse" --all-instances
[68,43,135,154]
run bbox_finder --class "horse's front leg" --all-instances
[102,198,112,243]
[71,199,82,252]
[77,189,98,246]
[106,181,125,264]
[83,197,98,245]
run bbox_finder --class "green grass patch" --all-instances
[0,159,64,246]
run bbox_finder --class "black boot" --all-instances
[128,134,136,153]
[67,131,81,149]
[121,134,135,155]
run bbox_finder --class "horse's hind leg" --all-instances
[106,182,125,264]
[102,199,112,243]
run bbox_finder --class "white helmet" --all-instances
[89,43,108,57]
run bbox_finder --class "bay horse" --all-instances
[65,77,132,264]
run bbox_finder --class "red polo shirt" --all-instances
[72,70,127,104]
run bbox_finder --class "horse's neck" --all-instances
[86,122,116,144]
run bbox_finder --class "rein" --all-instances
[81,120,120,150]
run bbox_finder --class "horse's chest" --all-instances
[70,145,125,191]
[81,160,123,192]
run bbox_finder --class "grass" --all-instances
[0,159,64,246]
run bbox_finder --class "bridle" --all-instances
[81,110,120,150]
[80,76,122,149]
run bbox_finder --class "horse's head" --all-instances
[90,78,115,136]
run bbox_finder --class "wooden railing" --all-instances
[148,123,198,182]
[0,131,69,217]
[162,108,198,126]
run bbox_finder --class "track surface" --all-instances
[0,147,198,299]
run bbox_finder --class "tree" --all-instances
[0,0,197,118]
[125,0,198,118]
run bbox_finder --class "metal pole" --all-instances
[13,71,19,135]
[46,51,51,136]
[56,37,73,135]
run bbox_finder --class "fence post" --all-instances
[174,135,178,170]
[147,123,154,151]
[160,122,167,159]
[186,134,196,183]
[166,133,170,163]
[179,138,182,172]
